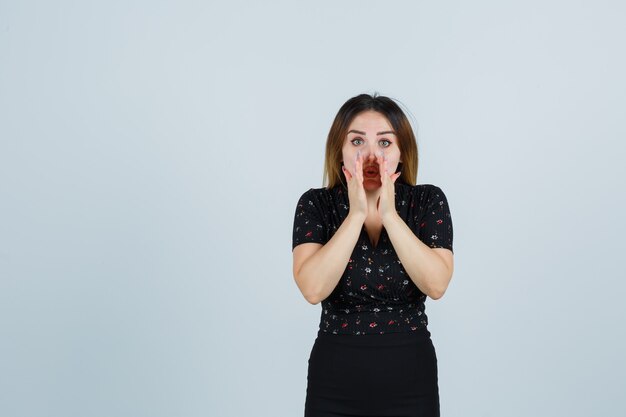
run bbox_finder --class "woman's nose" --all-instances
[362,145,381,160]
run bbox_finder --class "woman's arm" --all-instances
[293,154,369,305]
[377,156,454,299]
[293,212,365,305]
[382,213,454,300]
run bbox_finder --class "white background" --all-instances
[1,1,625,416]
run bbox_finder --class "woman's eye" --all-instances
[379,139,391,147]
[351,138,364,146]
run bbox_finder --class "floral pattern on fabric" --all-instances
[293,183,453,335]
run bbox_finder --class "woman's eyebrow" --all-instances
[347,129,396,135]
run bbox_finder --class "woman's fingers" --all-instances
[377,151,389,184]
[342,165,352,181]
[344,150,367,218]
[372,152,382,192]
[375,151,400,222]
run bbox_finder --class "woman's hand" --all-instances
[377,152,401,224]
[342,151,368,221]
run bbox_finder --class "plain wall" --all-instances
[1,1,625,416]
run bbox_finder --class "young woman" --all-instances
[292,93,454,417]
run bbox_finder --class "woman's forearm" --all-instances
[295,213,365,304]
[383,212,453,299]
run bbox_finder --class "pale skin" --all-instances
[293,111,454,305]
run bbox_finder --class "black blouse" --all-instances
[292,183,453,335]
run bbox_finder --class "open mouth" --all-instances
[363,165,379,178]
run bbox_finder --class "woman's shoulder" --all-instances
[396,182,447,199]
[396,183,451,213]
[296,185,347,208]
[298,186,327,197]
[298,185,346,199]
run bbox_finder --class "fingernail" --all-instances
[357,150,361,159]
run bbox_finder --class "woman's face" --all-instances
[341,111,401,191]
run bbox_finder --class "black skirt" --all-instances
[304,328,440,417]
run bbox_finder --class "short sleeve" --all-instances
[292,189,327,250]
[418,186,454,253]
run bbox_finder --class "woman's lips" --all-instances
[363,166,379,178]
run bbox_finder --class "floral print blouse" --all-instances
[292,183,453,335]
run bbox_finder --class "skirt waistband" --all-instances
[315,327,431,347]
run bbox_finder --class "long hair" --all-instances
[323,93,418,188]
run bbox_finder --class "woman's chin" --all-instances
[363,178,381,191]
